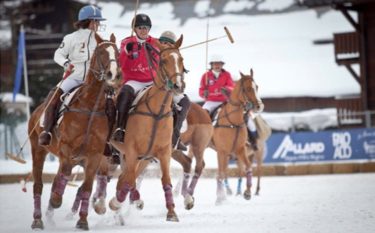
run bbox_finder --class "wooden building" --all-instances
[298,0,375,127]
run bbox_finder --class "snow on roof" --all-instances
[0,92,33,104]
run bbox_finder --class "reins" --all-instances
[132,43,184,159]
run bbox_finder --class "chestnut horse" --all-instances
[171,102,213,209]
[109,35,185,222]
[28,34,120,230]
[213,69,264,204]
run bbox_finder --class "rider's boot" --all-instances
[38,88,64,146]
[172,95,191,151]
[112,85,135,143]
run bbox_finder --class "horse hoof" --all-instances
[94,198,107,215]
[109,197,121,211]
[31,219,44,230]
[49,195,62,208]
[184,195,194,210]
[166,211,179,222]
[135,200,144,210]
[76,219,89,231]
[244,190,252,200]
[94,204,106,215]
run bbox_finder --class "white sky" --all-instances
[97,1,360,102]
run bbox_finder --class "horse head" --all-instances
[155,35,186,94]
[88,33,121,87]
[237,69,264,113]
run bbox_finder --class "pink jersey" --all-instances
[119,36,159,83]
[199,69,235,102]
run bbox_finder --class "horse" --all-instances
[109,35,185,222]
[212,69,264,204]
[171,102,213,209]
[28,33,121,230]
[233,114,271,196]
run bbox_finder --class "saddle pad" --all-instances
[129,85,152,113]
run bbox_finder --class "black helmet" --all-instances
[133,13,152,28]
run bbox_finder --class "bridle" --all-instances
[90,41,119,81]
[227,78,256,111]
[145,44,186,91]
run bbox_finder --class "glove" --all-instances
[63,62,74,80]
[125,42,134,53]
[221,87,229,96]
[203,90,208,98]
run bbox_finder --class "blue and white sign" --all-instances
[263,128,375,164]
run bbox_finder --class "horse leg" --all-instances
[45,158,72,226]
[224,177,233,195]
[255,145,263,195]
[31,143,48,230]
[158,150,179,222]
[75,155,101,230]
[236,177,243,195]
[171,149,192,197]
[109,152,137,212]
[92,175,108,215]
[237,146,252,200]
[215,151,229,205]
[66,186,82,220]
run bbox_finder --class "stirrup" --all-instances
[113,128,125,142]
[38,131,52,146]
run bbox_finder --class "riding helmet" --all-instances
[133,13,152,28]
[78,5,106,21]
[159,31,176,44]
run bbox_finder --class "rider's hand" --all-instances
[204,90,209,98]
[221,87,229,96]
[63,62,74,79]
[125,42,134,53]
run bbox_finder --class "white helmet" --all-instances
[209,54,225,64]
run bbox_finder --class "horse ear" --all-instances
[95,33,103,44]
[239,71,245,78]
[250,68,253,78]
[175,34,183,49]
[110,33,116,43]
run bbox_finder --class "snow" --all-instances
[0,173,374,232]
[0,92,33,103]
[97,1,360,102]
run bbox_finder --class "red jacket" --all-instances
[119,36,159,83]
[199,69,235,102]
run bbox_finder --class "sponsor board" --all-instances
[263,128,375,164]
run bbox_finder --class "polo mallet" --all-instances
[130,0,140,37]
[7,68,72,164]
[180,26,234,50]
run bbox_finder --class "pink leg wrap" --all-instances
[130,188,140,202]
[71,187,82,213]
[163,184,175,209]
[53,173,69,196]
[181,172,190,197]
[188,173,200,196]
[79,191,91,218]
[93,175,108,199]
[33,194,42,219]
[246,170,253,187]
[116,182,131,203]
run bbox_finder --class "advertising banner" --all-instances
[263,128,375,164]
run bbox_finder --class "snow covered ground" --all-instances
[0,174,374,233]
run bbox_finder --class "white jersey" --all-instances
[54,28,97,81]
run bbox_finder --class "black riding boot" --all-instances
[172,95,191,151]
[112,85,135,143]
[247,129,259,151]
[38,88,64,146]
